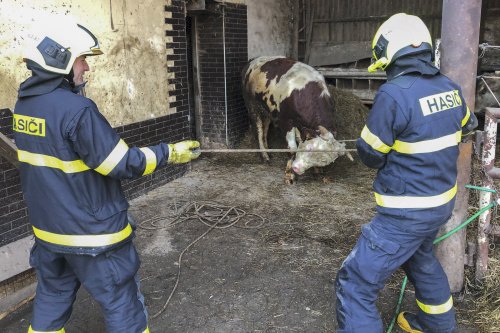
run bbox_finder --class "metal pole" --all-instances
[198,148,357,153]
[435,0,482,291]
[477,108,500,280]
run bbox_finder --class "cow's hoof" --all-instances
[322,176,333,184]
[284,173,296,184]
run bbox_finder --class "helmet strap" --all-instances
[368,57,389,73]
[65,68,75,87]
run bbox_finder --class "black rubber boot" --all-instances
[397,311,425,333]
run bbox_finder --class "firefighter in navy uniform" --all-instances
[14,17,200,333]
[334,13,478,333]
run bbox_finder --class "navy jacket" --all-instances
[14,80,170,255]
[357,72,476,225]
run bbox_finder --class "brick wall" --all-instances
[223,3,249,146]
[0,109,28,247]
[196,1,248,147]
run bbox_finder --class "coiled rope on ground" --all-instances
[136,201,266,319]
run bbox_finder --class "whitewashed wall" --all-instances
[0,0,170,126]
[246,0,294,60]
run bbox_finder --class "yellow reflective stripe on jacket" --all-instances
[360,126,391,153]
[461,106,471,127]
[140,147,157,175]
[143,327,150,333]
[18,150,90,173]
[416,296,453,314]
[28,325,65,333]
[32,224,132,247]
[392,131,461,154]
[374,183,457,209]
[94,139,129,176]
[362,126,461,155]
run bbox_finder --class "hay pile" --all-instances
[328,84,369,141]
[473,256,500,332]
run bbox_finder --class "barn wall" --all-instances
[195,1,248,148]
[0,0,174,126]
[246,0,295,59]
[301,0,443,65]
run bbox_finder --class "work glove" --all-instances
[167,140,201,164]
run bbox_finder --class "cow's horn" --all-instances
[317,126,328,135]
[317,126,333,140]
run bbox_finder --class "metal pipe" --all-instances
[477,108,500,280]
[222,1,229,147]
[436,0,483,291]
[197,148,357,153]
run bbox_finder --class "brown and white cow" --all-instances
[242,56,349,184]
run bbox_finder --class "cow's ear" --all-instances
[317,126,333,141]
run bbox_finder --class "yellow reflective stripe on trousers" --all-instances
[28,325,65,333]
[360,126,391,153]
[32,224,132,247]
[375,183,457,209]
[18,150,90,173]
[140,147,157,175]
[461,106,471,127]
[416,296,453,314]
[95,139,129,176]
[392,131,461,154]
[143,327,150,333]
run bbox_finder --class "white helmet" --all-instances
[23,16,103,75]
[368,13,433,73]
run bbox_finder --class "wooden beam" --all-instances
[308,42,372,66]
[0,132,18,169]
[186,0,205,12]
[316,67,386,79]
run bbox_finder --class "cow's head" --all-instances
[292,126,345,175]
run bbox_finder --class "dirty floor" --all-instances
[0,151,483,332]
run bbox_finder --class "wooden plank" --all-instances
[0,132,18,169]
[317,67,386,79]
[308,41,372,66]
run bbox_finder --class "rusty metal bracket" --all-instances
[477,107,500,280]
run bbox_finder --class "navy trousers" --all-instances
[29,241,148,333]
[335,213,456,333]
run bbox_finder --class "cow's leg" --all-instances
[284,128,298,184]
[262,116,272,151]
[256,116,270,162]
[294,127,302,144]
[285,127,299,150]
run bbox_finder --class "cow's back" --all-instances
[243,57,334,132]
